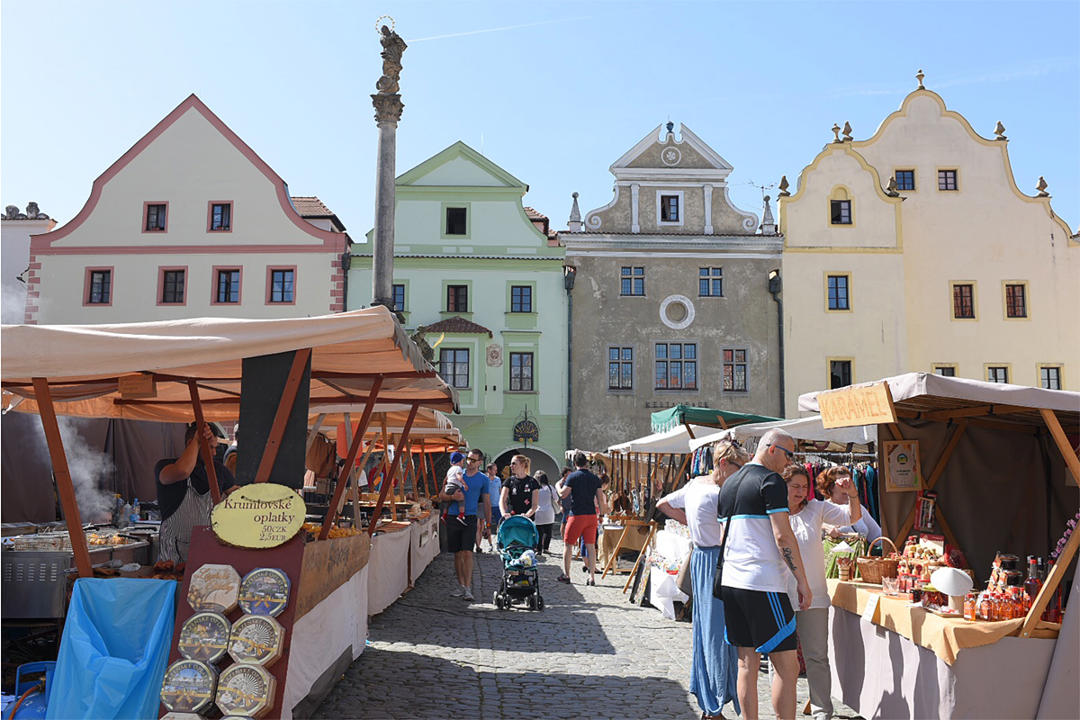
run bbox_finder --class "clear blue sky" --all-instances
[3,1,1077,238]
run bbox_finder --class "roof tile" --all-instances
[421,316,493,337]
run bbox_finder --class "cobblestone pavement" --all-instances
[312,537,862,719]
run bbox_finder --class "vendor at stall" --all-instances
[821,466,881,542]
[154,422,237,563]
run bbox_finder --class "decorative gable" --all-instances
[397,141,526,190]
[612,123,734,181]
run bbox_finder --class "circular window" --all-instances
[659,294,695,330]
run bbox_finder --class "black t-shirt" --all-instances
[717,462,791,591]
[154,457,236,521]
[504,475,540,515]
[564,468,601,516]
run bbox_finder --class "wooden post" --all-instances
[187,380,222,504]
[601,524,632,579]
[368,404,419,534]
[319,376,382,539]
[1040,408,1080,485]
[306,413,326,452]
[892,420,967,546]
[623,522,657,593]
[673,452,692,490]
[32,378,93,579]
[253,348,312,484]
[338,440,378,516]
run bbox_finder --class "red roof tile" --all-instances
[420,316,493,337]
[291,196,346,232]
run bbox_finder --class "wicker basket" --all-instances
[856,536,899,584]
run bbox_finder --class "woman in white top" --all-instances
[782,464,861,720]
[532,471,560,556]
[656,439,749,720]
[820,468,881,542]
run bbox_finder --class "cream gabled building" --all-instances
[779,72,1079,415]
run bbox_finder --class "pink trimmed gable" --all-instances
[30,94,344,254]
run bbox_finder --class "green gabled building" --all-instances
[348,141,568,479]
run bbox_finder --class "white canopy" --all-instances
[607,424,715,454]
[689,414,878,451]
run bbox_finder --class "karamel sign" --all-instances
[818,382,897,429]
[210,483,305,549]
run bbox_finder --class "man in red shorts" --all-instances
[556,451,607,586]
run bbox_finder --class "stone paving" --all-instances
[312,537,862,719]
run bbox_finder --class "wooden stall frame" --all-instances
[320,376,382,540]
[367,403,419,534]
[600,518,652,579]
[622,521,658,593]
[891,419,967,547]
[253,348,311,484]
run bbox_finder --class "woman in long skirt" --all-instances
[657,440,749,720]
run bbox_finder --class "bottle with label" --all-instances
[1024,556,1042,612]
[119,501,131,528]
[131,498,140,523]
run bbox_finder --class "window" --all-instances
[209,202,232,231]
[160,269,185,304]
[986,366,1009,383]
[392,283,405,312]
[827,274,850,311]
[445,207,467,235]
[699,267,723,297]
[608,347,633,390]
[510,285,532,313]
[938,170,958,191]
[829,359,852,389]
[952,283,975,319]
[439,348,470,388]
[268,268,295,303]
[86,269,112,304]
[830,200,852,225]
[216,269,241,304]
[895,170,915,191]
[660,194,680,222]
[1040,366,1062,390]
[723,349,748,392]
[509,352,534,391]
[933,365,957,377]
[655,342,697,390]
[620,266,644,296]
[144,203,167,231]
[446,285,468,312]
[1005,283,1027,318]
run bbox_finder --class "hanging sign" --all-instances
[884,439,922,492]
[210,483,305,548]
[818,382,897,428]
[513,419,539,443]
[118,373,156,398]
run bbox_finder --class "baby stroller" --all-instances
[492,515,544,611]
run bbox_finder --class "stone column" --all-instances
[371,93,404,309]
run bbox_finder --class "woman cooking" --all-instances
[656,439,749,720]
[154,422,237,563]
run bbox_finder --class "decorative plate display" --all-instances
[177,611,231,664]
[187,564,241,613]
[228,614,285,667]
[216,663,276,718]
[160,659,217,714]
[160,714,203,720]
[239,568,291,617]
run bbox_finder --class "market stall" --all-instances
[1,308,458,720]
[798,373,1079,720]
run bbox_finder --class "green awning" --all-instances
[650,405,779,433]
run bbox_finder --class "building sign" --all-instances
[118,373,156,399]
[210,483,305,548]
[513,419,539,443]
[486,344,503,367]
[818,382,897,428]
[884,439,922,492]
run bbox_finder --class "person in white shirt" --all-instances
[656,439,750,720]
[532,471,560,556]
[820,467,881,542]
[782,464,861,720]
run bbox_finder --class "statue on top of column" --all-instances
[375,24,407,95]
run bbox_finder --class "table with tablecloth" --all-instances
[367,522,413,616]
[408,511,440,584]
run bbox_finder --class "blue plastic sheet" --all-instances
[46,578,176,720]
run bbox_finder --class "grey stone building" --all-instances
[561,123,783,452]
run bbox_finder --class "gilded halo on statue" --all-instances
[374,15,395,34]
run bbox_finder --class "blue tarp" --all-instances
[46,578,176,720]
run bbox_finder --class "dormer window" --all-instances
[830,200,852,225]
[660,195,680,222]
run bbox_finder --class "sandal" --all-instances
[586,578,596,586]
[700,713,724,720]
[556,574,571,584]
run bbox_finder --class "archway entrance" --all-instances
[492,446,560,484]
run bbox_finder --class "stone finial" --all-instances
[842,122,853,142]
[1036,177,1049,197]
[831,124,842,143]
[666,121,675,135]
[916,69,925,89]
[994,121,1007,141]
[778,176,790,197]
[25,202,48,219]
[4,205,19,220]
[568,192,583,232]
[885,177,900,197]
[760,195,777,235]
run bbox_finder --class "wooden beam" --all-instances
[683,422,696,440]
[187,380,221,504]
[253,348,312,484]
[933,504,961,550]
[674,452,693,490]
[338,440,378,517]
[32,378,93,579]
[319,376,382,540]
[892,420,966,546]
[368,403,420,534]
[1040,408,1080,485]
[920,404,1031,422]
[885,423,904,441]
[623,522,657,593]
[1021,503,1080,637]
[306,413,326,452]
[601,524,631,579]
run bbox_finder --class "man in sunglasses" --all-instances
[438,449,490,601]
[716,429,811,720]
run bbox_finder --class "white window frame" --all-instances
[656,189,685,228]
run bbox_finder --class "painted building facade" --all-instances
[27,95,349,325]
[347,142,568,479]
[780,73,1079,415]
[2,203,56,323]
[563,123,782,452]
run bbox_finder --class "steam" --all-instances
[1,281,27,324]
[23,416,116,524]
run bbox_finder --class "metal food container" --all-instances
[1,550,69,619]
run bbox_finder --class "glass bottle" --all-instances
[1024,556,1042,612]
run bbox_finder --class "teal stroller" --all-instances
[492,515,544,610]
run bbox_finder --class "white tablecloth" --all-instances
[367,528,412,616]
[409,513,440,584]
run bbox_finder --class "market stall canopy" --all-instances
[1,308,458,421]
[689,414,878,451]
[310,408,463,452]
[650,404,777,433]
[608,424,716,454]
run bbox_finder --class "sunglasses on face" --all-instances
[769,443,796,460]
[467,457,481,463]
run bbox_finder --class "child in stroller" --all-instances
[492,515,544,610]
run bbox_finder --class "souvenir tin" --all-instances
[177,611,231,664]
[160,659,217,714]
[160,714,203,720]
[216,663,276,718]
[228,614,285,667]
[187,564,241,613]
[238,568,291,617]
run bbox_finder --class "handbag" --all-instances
[676,552,693,598]
[712,492,732,600]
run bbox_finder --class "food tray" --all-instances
[228,614,284,667]
[160,659,217,714]
[216,663,276,717]
[177,611,231,664]
[238,568,290,617]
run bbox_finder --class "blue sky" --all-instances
[3,1,1078,238]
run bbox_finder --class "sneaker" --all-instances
[449,585,465,597]
[462,587,474,601]
[556,574,571,584]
